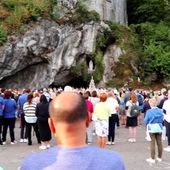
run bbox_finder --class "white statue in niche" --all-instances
[88,60,94,72]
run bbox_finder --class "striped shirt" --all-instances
[23,102,37,123]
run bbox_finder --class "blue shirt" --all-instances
[136,93,144,110]
[3,99,17,118]
[0,96,4,116]
[17,93,28,114]
[144,108,163,126]
[119,98,125,109]
[21,146,125,170]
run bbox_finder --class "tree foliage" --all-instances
[127,0,170,83]
[131,22,170,80]
[127,0,170,24]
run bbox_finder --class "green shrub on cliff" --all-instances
[0,0,51,39]
[70,2,100,25]
[92,52,104,83]
[0,25,7,45]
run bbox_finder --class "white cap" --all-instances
[64,86,72,92]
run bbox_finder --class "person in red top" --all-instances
[84,91,93,144]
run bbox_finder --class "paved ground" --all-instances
[0,121,170,170]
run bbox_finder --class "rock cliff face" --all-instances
[58,0,127,24]
[103,45,122,84]
[0,0,127,89]
[0,20,100,89]
[88,0,127,24]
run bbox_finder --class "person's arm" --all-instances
[17,98,21,117]
[162,101,167,114]
[125,101,129,110]
[1,100,5,111]
[115,100,120,111]
[13,100,17,109]
[144,110,149,125]
[35,104,39,117]
[0,100,5,117]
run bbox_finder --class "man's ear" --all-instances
[86,112,90,128]
[48,118,56,134]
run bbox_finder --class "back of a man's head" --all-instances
[49,92,87,124]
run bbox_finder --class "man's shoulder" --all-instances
[21,146,125,170]
[21,147,58,170]
[164,99,170,104]
[19,93,28,99]
[163,99,170,108]
[86,146,123,163]
[89,146,125,170]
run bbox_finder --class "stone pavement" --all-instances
[0,121,170,170]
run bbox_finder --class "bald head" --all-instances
[49,92,87,124]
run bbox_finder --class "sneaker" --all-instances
[156,158,162,162]
[164,146,170,152]
[146,158,155,164]
[11,141,17,145]
[111,142,115,145]
[2,141,6,145]
[39,145,47,150]
[128,138,133,142]
[20,139,24,143]
[132,139,136,143]
[23,139,28,143]
[145,136,151,142]
[106,141,111,145]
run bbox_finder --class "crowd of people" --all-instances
[0,86,170,167]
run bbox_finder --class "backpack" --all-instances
[137,94,144,106]
[130,103,140,117]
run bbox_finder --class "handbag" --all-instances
[147,123,162,133]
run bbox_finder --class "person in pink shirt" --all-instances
[84,92,93,144]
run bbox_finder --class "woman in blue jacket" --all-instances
[144,98,164,164]
[2,91,17,144]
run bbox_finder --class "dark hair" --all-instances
[1,88,6,93]
[50,92,87,124]
[79,92,83,96]
[27,94,33,105]
[129,87,133,92]
[4,91,12,99]
[40,95,48,103]
[24,88,30,93]
[91,91,97,97]
[163,91,168,97]
[83,91,89,100]
[86,91,91,97]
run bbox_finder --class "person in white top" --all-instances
[23,94,40,146]
[126,92,139,143]
[106,91,120,145]
[163,89,170,152]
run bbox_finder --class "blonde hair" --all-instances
[107,91,115,98]
[149,98,157,108]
